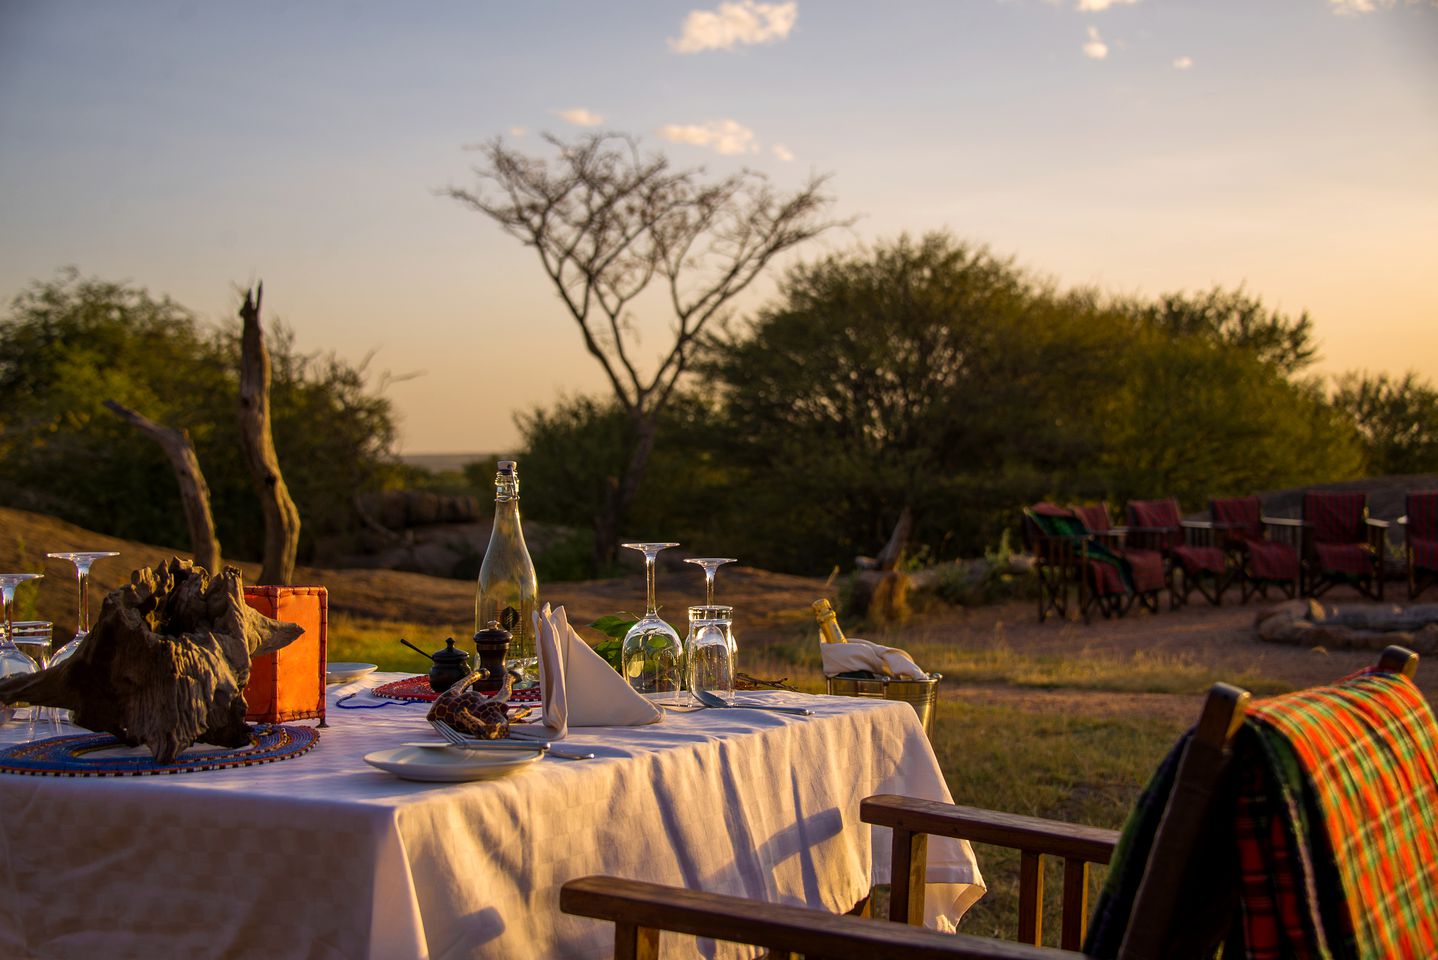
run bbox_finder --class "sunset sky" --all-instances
[2,0,1435,454]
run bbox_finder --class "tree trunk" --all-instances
[875,505,914,572]
[591,412,661,573]
[237,284,301,585]
[102,400,222,573]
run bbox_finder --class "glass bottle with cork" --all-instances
[476,460,538,681]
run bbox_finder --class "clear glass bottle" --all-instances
[812,598,848,643]
[476,461,538,679]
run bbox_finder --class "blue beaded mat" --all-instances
[0,724,319,777]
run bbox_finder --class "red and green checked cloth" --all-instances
[1240,671,1438,958]
[1086,670,1438,958]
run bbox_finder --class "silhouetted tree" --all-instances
[449,132,845,571]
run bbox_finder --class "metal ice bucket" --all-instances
[825,673,942,739]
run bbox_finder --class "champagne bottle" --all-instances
[812,598,847,644]
[476,460,538,674]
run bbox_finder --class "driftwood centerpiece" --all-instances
[0,559,304,762]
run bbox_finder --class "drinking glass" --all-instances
[0,573,43,727]
[686,605,735,704]
[619,543,684,705]
[11,621,60,739]
[684,557,737,605]
[45,551,120,666]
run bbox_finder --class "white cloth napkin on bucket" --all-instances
[820,637,929,680]
[510,604,662,740]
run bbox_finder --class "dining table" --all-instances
[0,673,985,959]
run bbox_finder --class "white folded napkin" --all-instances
[820,637,929,680]
[510,604,662,740]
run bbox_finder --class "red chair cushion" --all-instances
[1315,542,1376,576]
[1407,493,1438,541]
[1122,548,1167,593]
[1247,538,1300,582]
[1304,491,1368,545]
[1211,496,1263,545]
[1173,544,1226,576]
[1127,499,1185,550]
[1412,537,1438,574]
[1074,504,1112,533]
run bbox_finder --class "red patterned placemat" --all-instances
[0,724,319,777]
[372,674,542,704]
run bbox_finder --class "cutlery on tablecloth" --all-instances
[429,720,597,760]
[690,689,814,715]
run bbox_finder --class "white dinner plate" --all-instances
[326,662,378,684]
[363,745,544,782]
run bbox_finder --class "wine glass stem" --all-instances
[1,587,13,649]
[645,551,658,618]
[76,563,92,633]
[706,572,715,606]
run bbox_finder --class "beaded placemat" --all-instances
[0,724,319,777]
[372,674,543,704]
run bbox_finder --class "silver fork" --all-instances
[431,720,595,760]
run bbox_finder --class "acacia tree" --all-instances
[449,132,845,569]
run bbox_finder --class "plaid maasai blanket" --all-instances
[1084,670,1438,959]
[1242,671,1438,958]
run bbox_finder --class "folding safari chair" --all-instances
[1209,496,1300,603]
[1124,498,1227,609]
[1400,490,1438,601]
[1301,491,1388,600]
[1022,504,1087,624]
[1072,503,1165,617]
[562,647,1437,959]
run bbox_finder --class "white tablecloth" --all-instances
[0,674,984,959]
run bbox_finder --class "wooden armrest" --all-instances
[861,796,1119,864]
[1123,525,1174,535]
[1397,515,1408,526]
[560,876,1083,960]
[1366,517,1391,529]
[1263,517,1304,527]
[1181,520,1216,529]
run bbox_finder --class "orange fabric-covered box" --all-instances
[243,585,327,725]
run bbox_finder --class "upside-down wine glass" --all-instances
[685,557,739,668]
[0,574,44,727]
[45,551,120,666]
[619,543,684,705]
[683,557,737,606]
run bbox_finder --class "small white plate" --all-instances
[326,662,378,684]
[363,745,544,782]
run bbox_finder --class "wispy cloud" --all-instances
[1076,0,1140,10]
[553,107,603,128]
[669,1,798,53]
[772,144,795,162]
[1330,0,1437,12]
[1172,56,1193,70]
[509,125,527,138]
[1082,26,1109,59]
[657,119,759,155]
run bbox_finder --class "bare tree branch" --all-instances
[103,400,222,573]
[448,131,849,567]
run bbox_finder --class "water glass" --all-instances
[686,606,735,705]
